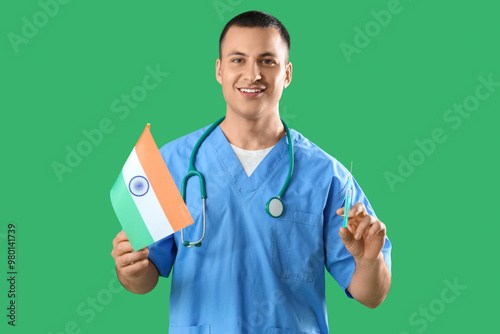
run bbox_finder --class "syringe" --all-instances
[343,161,353,228]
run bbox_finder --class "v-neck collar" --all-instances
[208,125,293,205]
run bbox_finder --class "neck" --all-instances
[219,111,285,150]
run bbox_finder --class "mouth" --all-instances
[238,87,266,97]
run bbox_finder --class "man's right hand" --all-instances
[112,231,150,277]
[111,231,159,294]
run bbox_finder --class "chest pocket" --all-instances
[271,210,324,282]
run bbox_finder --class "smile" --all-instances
[240,88,263,93]
[238,88,265,97]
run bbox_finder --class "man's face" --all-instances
[216,26,292,120]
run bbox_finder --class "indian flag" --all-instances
[110,124,194,251]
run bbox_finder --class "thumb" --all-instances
[339,226,353,244]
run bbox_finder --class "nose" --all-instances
[243,60,262,82]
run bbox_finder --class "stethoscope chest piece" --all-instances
[266,197,284,218]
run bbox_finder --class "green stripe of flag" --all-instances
[110,171,155,250]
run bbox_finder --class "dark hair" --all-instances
[219,11,291,63]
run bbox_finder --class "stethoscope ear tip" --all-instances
[182,240,202,247]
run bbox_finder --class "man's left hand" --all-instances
[336,202,386,261]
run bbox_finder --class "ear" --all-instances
[283,61,292,89]
[215,58,222,85]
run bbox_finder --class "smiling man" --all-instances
[216,24,291,150]
[111,10,392,333]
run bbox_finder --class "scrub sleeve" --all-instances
[148,234,177,278]
[323,173,392,298]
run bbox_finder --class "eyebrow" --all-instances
[227,51,278,58]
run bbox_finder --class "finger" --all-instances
[366,220,386,240]
[339,226,354,244]
[353,215,372,240]
[117,248,150,268]
[113,230,129,248]
[349,202,368,217]
[336,207,345,216]
[114,240,135,257]
[119,258,150,277]
[346,221,358,237]
[116,247,149,267]
[336,207,355,219]
[345,205,368,226]
[111,243,127,260]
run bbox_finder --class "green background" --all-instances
[2,0,498,333]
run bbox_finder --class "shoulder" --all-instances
[291,128,350,191]
[156,123,213,182]
[158,124,210,162]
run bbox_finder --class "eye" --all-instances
[262,59,276,65]
[231,58,243,63]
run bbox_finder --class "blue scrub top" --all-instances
[148,122,392,334]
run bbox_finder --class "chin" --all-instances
[227,106,262,119]
[237,110,266,120]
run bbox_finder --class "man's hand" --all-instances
[336,202,386,261]
[336,202,391,308]
[112,231,150,277]
[111,231,159,294]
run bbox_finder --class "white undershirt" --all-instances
[230,143,275,177]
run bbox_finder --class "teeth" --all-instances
[240,89,262,93]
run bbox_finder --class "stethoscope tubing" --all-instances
[181,116,293,247]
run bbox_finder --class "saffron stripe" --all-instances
[135,124,194,231]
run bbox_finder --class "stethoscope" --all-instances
[180,116,294,247]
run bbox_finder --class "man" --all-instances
[111,10,391,333]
